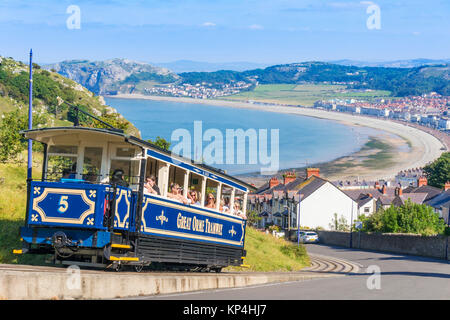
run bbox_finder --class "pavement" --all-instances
[138,244,450,300]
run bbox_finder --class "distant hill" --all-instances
[152,60,270,73]
[180,61,450,97]
[44,59,180,95]
[0,56,139,136]
[330,58,450,68]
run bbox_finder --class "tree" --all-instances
[147,136,171,151]
[329,213,349,231]
[0,109,46,162]
[246,210,262,227]
[423,152,450,189]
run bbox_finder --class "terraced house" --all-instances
[247,169,357,230]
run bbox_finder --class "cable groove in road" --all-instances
[304,253,361,274]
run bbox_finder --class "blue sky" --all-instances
[1,0,449,64]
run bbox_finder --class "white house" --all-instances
[248,169,358,230]
[293,177,358,229]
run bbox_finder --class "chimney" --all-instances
[374,181,380,189]
[306,168,320,179]
[283,171,297,185]
[269,177,280,189]
[445,181,450,191]
[418,176,428,187]
[395,187,403,196]
[382,185,387,195]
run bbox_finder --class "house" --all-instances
[424,182,450,225]
[376,187,428,210]
[247,168,357,230]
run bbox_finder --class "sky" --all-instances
[1,0,449,65]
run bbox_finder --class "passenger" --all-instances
[188,190,201,206]
[205,193,216,209]
[233,201,246,220]
[144,175,160,195]
[167,183,190,205]
[111,169,129,188]
[223,197,231,214]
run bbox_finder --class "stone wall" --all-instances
[316,230,450,260]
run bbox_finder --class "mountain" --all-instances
[44,59,180,95]
[152,60,270,73]
[0,56,139,136]
[180,61,450,96]
[330,59,450,68]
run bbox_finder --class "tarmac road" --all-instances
[139,244,450,300]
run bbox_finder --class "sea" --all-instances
[105,97,382,175]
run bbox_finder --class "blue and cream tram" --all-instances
[17,126,254,272]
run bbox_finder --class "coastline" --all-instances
[107,94,447,183]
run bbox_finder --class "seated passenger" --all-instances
[222,197,231,214]
[111,169,129,188]
[188,190,201,206]
[167,183,190,205]
[144,175,160,195]
[233,201,246,220]
[205,193,216,209]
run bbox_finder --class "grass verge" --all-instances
[225,227,310,272]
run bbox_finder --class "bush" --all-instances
[361,200,446,236]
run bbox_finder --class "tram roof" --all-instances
[22,126,256,192]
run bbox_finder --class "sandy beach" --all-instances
[109,94,447,182]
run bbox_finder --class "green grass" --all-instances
[0,158,47,265]
[225,227,310,272]
[221,84,392,106]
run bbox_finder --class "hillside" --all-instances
[181,61,450,97]
[0,56,140,137]
[45,59,180,95]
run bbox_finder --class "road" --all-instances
[138,244,450,300]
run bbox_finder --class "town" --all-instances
[314,93,450,132]
[142,80,255,99]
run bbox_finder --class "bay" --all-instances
[105,97,380,175]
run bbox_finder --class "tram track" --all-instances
[303,253,362,274]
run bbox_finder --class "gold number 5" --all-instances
[58,195,69,213]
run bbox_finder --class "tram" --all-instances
[15,125,254,272]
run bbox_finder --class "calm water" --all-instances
[105,97,380,175]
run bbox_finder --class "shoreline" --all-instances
[107,94,447,183]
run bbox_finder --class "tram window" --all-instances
[220,185,233,214]
[48,145,78,154]
[168,166,186,193]
[110,159,139,186]
[234,190,246,219]
[82,147,103,183]
[205,179,219,210]
[188,172,203,206]
[47,145,78,181]
[116,147,137,158]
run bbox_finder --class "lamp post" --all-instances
[27,49,33,181]
[349,198,354,248]
[283,203,290,240]
[297,193,301,247]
